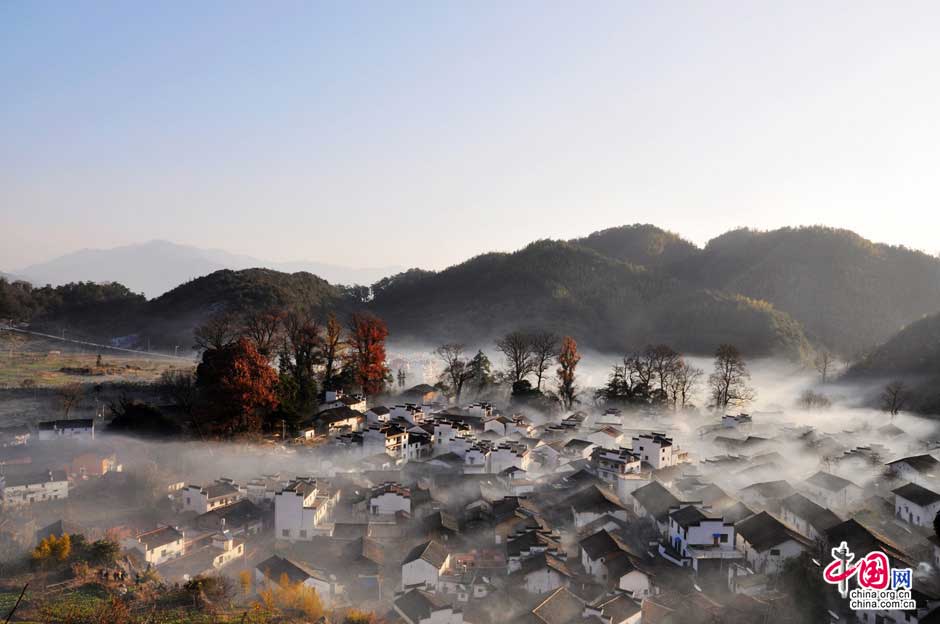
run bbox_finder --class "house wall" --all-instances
[522,567,565,594]
[895,495,940,527]
[2,479,69,507]
[736,536,804,574]
[619,570,651,599]
[275,491,324,541]
[669,518,734,557]
[370,492,410,516]
[402,558,440,590]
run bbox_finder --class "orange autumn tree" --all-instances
[195,337,279,436]
[347,313,390,396]
[556,336,581,411]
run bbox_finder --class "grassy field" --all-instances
[0,351,190,389]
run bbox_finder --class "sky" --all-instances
[3,1,940,271]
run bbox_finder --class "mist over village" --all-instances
[5,2,940,624]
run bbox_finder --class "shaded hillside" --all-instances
[847,312,940,414]
[672,227,940,355]
[370,240,810,358]
[570,224,699,269]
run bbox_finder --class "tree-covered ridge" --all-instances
[673,226,940,354]
[570,223,699,269]
[370,239,810,358]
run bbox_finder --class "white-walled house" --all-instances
[402,540,450,590]
[735,511,812,574]
[590,447,642,485]
[509,552,572,594]
[122,526,184,566]
[0,469,69,507]
[487,443,526,474]
[778,493,841,542]
[274,478,339,541]
[802,471,863,511]
[631,433,686,469]
[887,455,940,488]
[37,419,94,441]
[893,483,940,527]
[318,389,367,413]
[665,505,737,572]
[394,588,463,624]
[579,529,624,582]
[181,479,243,514]
[370,482,411,516]
[255,555,341,605]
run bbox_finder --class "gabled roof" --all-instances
[394,588,455,622]
[402,540,448,569]
[893,482,940,507]
[740,480,795,500]
[137,526,183,550]
[805,471,857,493]
[596,594,641,623]
[722,501,755,524]
[257,554,329,584]
[669,505,720,529]
[736,511,811,552]
[566,485,626,515]
[531,586,584,624]
[779,494,840,532]
[579,529,621,560]
[631,481,680,521]
[887,454,940,474]
[825,519,913,567]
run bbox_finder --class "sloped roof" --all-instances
[531,586,584,624]
[805,471,857,493]
[893,483,940,507]
[579,529,621,560]
[779,494,841,532]
[736,511,811,551]
[740,480,795,500]
[888,454,940,474]
[631,481,680,521]
[394,588,455,622]
[256,554,329,584]
[402,540,448,569]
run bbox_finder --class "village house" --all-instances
[590,447,642,485]
[393,588,463,624]
[370,482,411,516]
[366,405,391,423]
[194,498,266,536]
[509,552,573,595]
[893,483,940,527]
[664,505,737,572]
[122,526,185,566]
[486,443,526,474]
[737,480,796,512]
[721,414,752,430]
[631,481,681,535]
[579,529,626,581]
[402,540,450,590]
[0,468,69,507]
[801,471,863,511]
[778,493,841,542]
[887,454,940,488]
[255,554,341,606]
[37,418,94,441]
[567,485,630,530]
[274,477,338,541]
[181,479,243,514]
[735,511,812,574]
[631,433,687,469]
[318,389,367,413]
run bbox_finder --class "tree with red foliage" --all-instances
[195,338,279,436]
[347,313,390,396]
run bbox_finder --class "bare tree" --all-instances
[814,350,835,384]
[495,331,535,384]
[667,361,703,410]
[241,308,283,360]
[529,331,560,392]
[646,344,682,397]
[881,380,908,418]
[322,313,346,391]
[158,368,198,415]
[193,312,241,351]
[59,382,85,418]
[708,344,756,410]
[435,343,475,402]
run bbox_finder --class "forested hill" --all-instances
[846,311,940,413]
[2,224,938,361]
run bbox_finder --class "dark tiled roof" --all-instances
[579,529,621,560]
[779,494,841,532]
[137,526,183,550]
[888,454,940,474]
[736,511,811,552]
[805,471,857,492]
[394,589,454,622]
[893,483,940,507]
[531,587,584,624]
[403,540,448,568]
[256,554,328,584]
[631,481,680,521]
[740,480,795,500]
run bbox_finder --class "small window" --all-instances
[282,529,290,537]
[770,548,780,556]
[720,534,728,543]
[299,530,307,538]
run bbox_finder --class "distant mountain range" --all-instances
[11,240,402,297]
[4,225,940,365]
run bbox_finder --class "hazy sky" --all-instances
[3,1,940,271]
